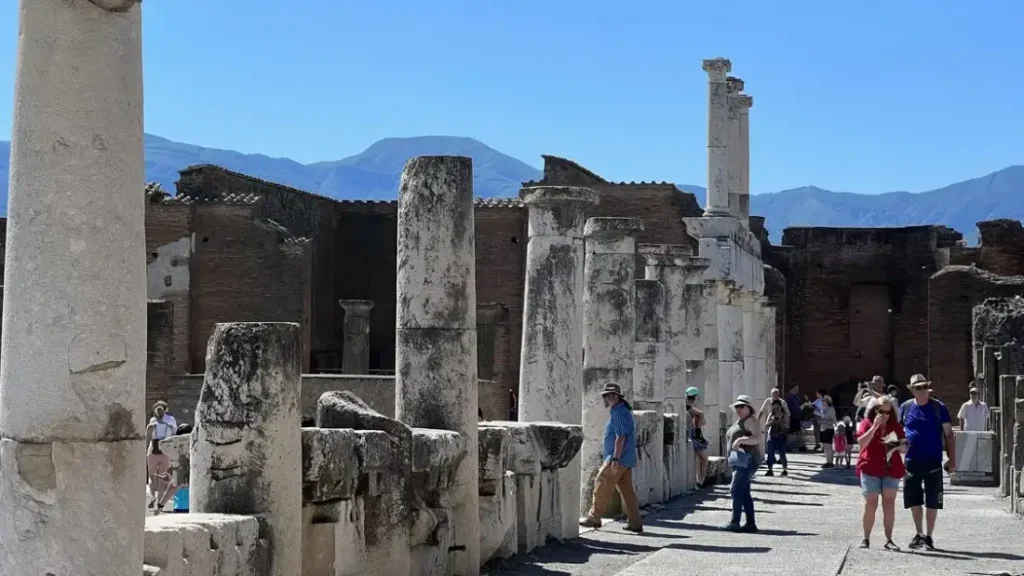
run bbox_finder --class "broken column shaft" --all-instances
[580,217,643,515]
[190,322,303,576]
[0,1,146,574]
[339,299,374,374]
[518,185,598,539]
[395,155,481,574]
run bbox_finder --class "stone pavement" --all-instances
[483,453,1024,576]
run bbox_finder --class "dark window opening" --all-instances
[511,236,519,244]
[202,236,210,243]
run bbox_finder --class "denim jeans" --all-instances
[766,436,788,469]
[730,464,755,525]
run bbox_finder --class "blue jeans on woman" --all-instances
[730,464,756,526]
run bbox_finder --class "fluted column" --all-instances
[0,1,146,574]
[581,217,643,515]
[518,186,598,539]
[339,299,374,374]
[702,57,732,217]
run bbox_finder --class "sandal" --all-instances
[858,538,870,549]
[884,540,901,551]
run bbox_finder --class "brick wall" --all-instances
[145,203,193,375]
[189,204,311,373]
[977,220,1024,277]
[178,165,339,362]
[764,264,786,387]
[928,266,1024,405]
[146,300,175,411]
[778,226,959,401]
[475,206,527,410]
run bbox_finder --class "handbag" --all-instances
[729,449,751,469]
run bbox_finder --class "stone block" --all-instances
[302,499,367,576]
[144,513,266,576]
[480,471,518,563]
[479,425,511,497]
[632,410,666,505]
[301,428,391,503]
[484,421,584,472]
[515,468,559,554]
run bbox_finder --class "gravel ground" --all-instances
[483,453,1024,576]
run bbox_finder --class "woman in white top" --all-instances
[148,401,178,442]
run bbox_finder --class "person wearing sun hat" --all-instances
[580,383,643,533]
[723,394,764,532]
[897,373,955,551]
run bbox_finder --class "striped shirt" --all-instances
[603,403,637,468]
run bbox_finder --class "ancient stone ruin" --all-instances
[5,2,1024,573]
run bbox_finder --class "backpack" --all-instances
[899,399,947,450]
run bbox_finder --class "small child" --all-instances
[842,416,855,464]
[833,421,851,468]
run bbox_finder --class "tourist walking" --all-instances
[147,400,178,442]
[763,398,789,477]
[957,385,990,431]
[147,439,178,514]
[758,387,791,423]
[724,395,763,532]
[834,421,851,468]
[580,383,643,533]
[819,395,838,468]
[785,384,802,435]
[856,396,906,550]
[685,387,710,487]
[897,374,956,551]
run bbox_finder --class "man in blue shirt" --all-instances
[899,373,956,551]
[580,383,642,533]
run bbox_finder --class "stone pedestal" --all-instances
[517,186,598,539]
[580,217,643,516]
[339,299,374,374]
[951,430,998,486]
[702,57,732,217]
[394,156,481,574]
[0,2,146,574]
[190,323,303,576]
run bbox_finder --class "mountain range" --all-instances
[0,134,1019,243]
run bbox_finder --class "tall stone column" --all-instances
[191,323,303,576]
[339,299,374,374]
[518,185,598,539]
[640,245,712,414]
[726,76,744,219]
[736,94,753,225]
[580,217,643,515]
[0,2,146,574]
[702,57,732,217]
[718,286,744,407]
[633,279,666,413]
[395,156,480,574]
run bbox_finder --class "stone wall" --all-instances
[147,300,175,413]
[777,225,958,401]
[928,267,1024,404]
[145,202,193,375]
[977,219,1024,277]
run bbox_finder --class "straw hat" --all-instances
[908,374,931,389]
[732,395,755,410]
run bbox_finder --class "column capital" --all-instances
[639,243,692,267]
[726,76,744,94]
[339,299,375,316]
[584,217,644,240]
[89,0,141,11]
[702,57,732,80]
[735,94,753,112]
[520,185,599,207]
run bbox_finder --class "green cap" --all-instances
[686,387,700,397]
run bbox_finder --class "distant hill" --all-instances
[751,166,1024,243]
[0,133,1019,244]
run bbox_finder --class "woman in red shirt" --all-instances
[856,395,906,551]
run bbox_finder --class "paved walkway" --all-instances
[483,454,1024,576]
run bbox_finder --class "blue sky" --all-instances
[0,0,1020,194]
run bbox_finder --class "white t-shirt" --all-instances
[957,401,989,432]
[150,415,178,440]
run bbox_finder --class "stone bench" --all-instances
[952,430,998,487]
